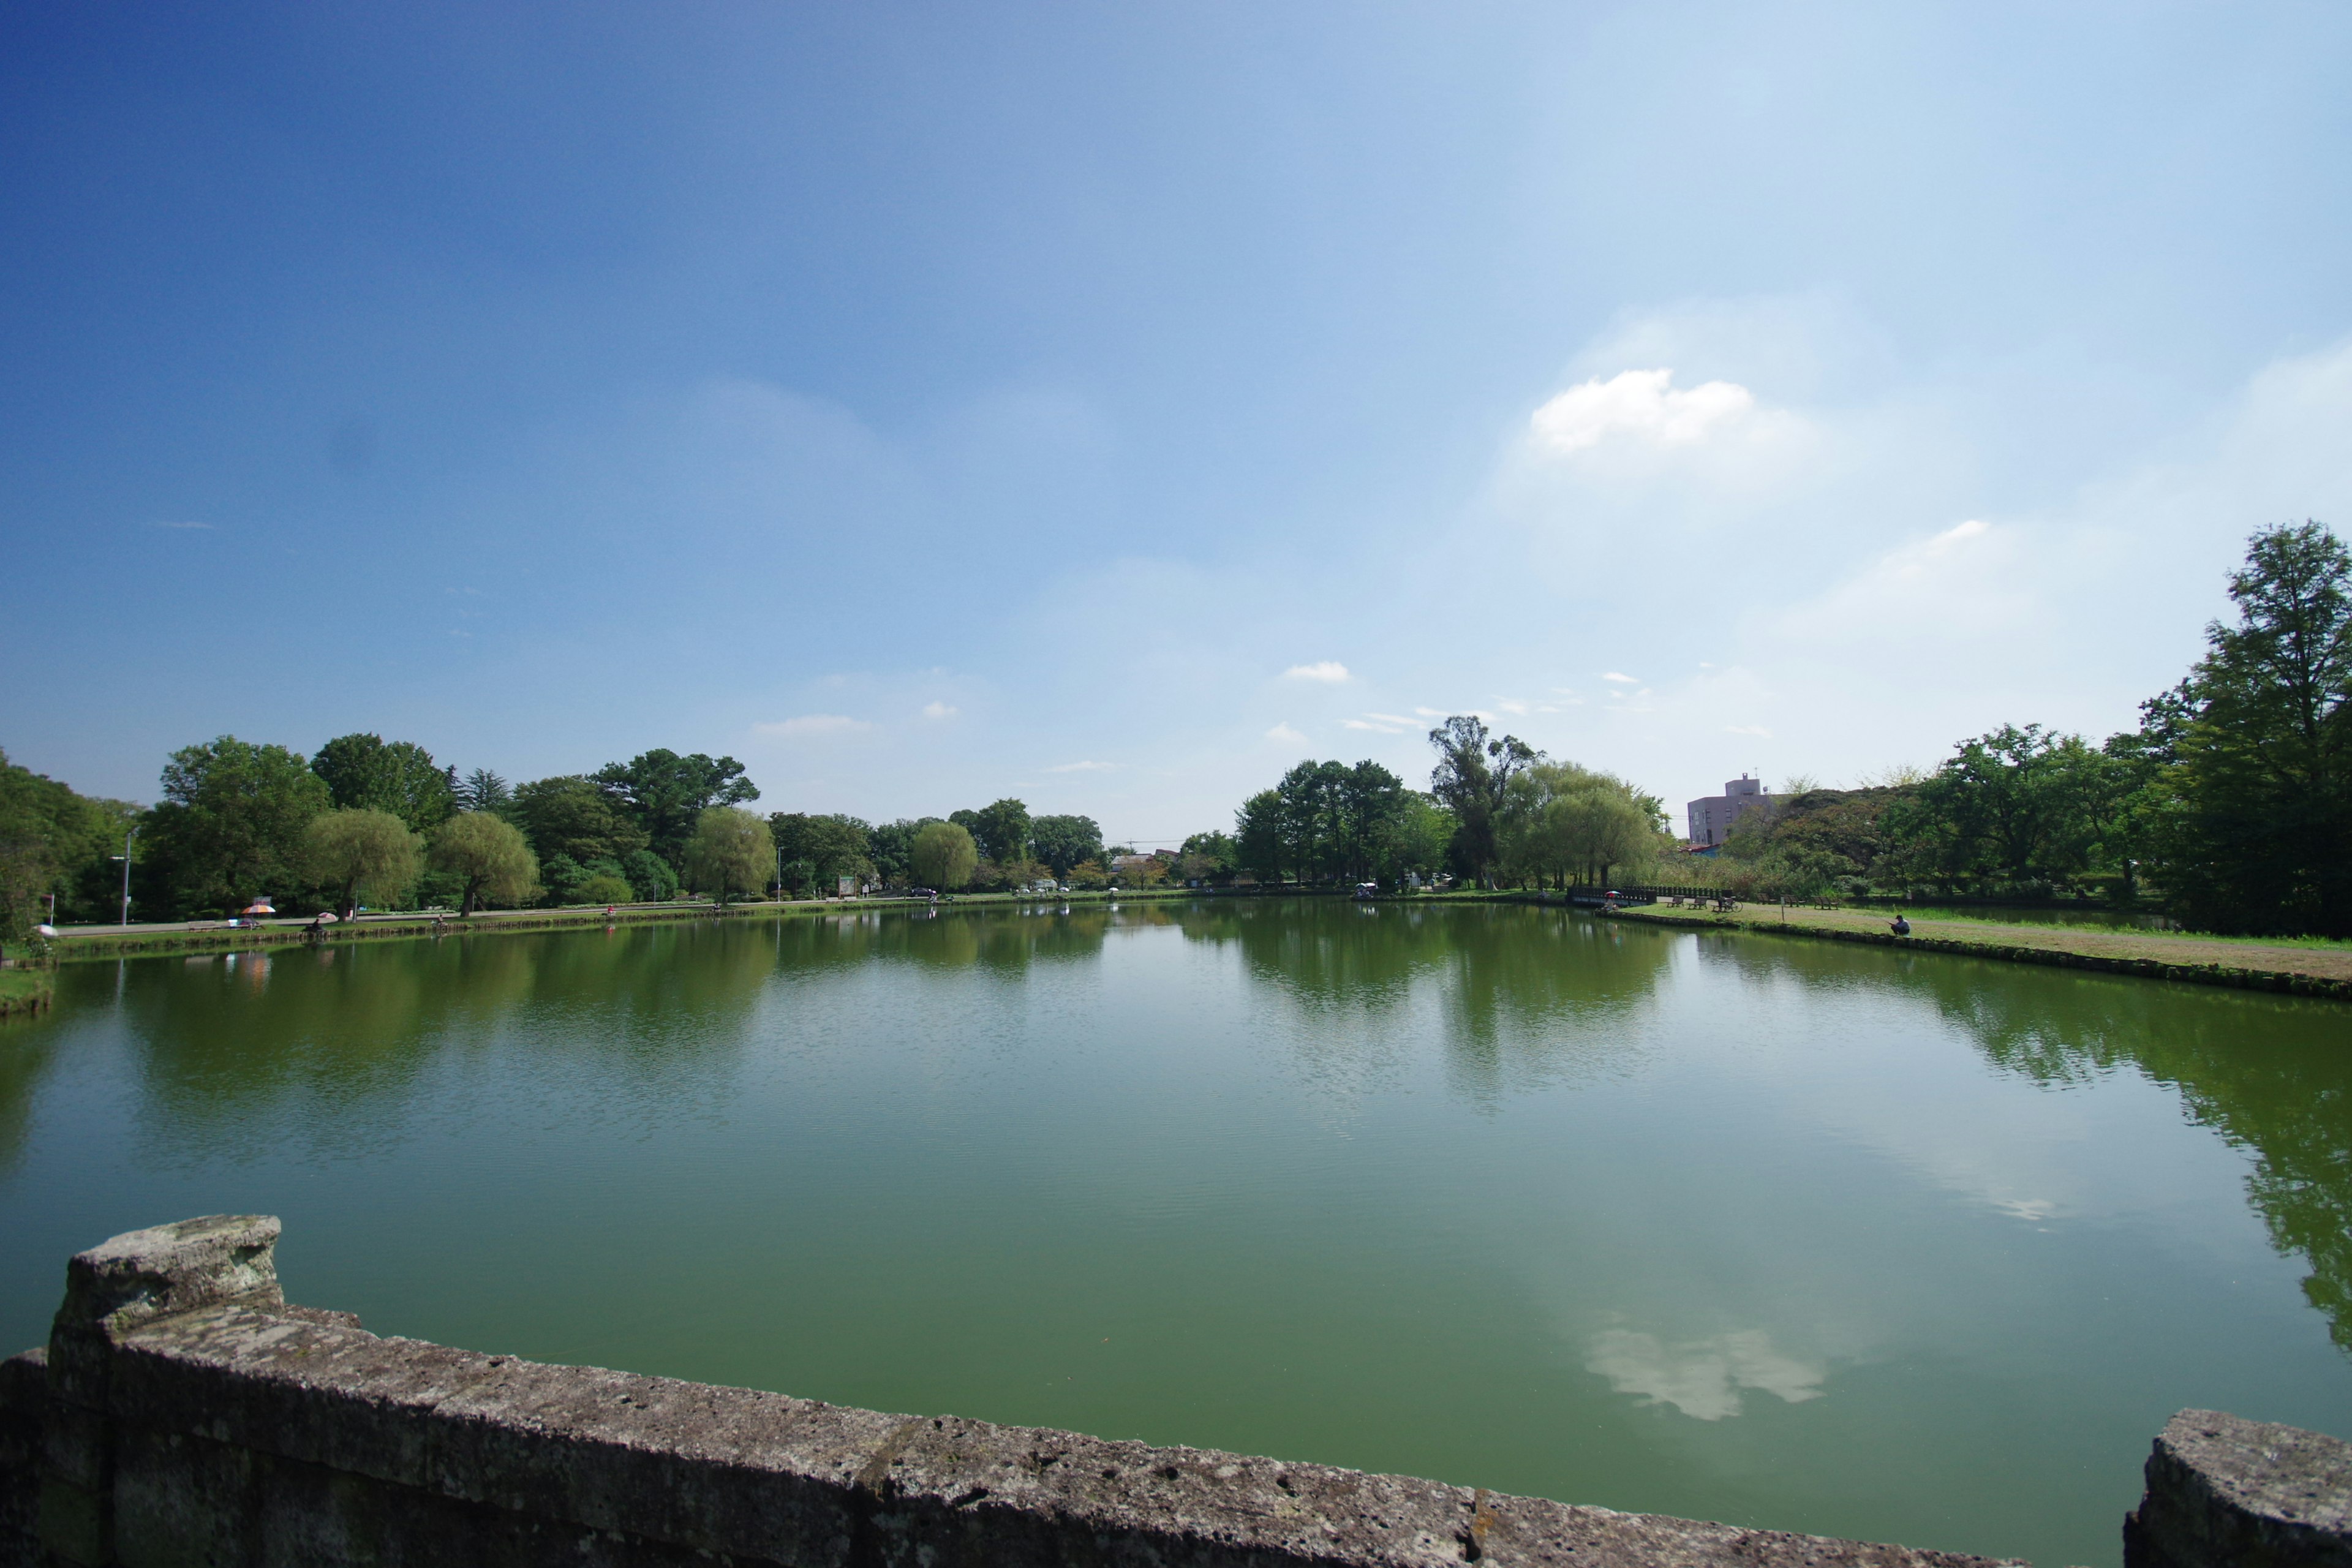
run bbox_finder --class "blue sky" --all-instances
[6,2,2349,840]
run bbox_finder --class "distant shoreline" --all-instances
[1588,898,2352,1003]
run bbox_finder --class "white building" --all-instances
[1686,775,1773,848]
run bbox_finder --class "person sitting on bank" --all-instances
[1890,914,1912,937]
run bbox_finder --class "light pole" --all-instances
[110,826,138,927]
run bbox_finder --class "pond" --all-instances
[2,900,2347,1567]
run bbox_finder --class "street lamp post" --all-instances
[110,826,138,927]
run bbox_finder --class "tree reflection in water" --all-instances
[1694,932,2352,1354]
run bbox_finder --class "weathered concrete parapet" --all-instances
[54,1215,284,1344]
[37,1216,288,1566]
[2125,1409,2352,1568]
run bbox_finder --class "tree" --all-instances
[1175,829,1237,884]
[768,813,876,895]
[2159,521,2352,932]
[510,776,650,865]
[1235,790,1285,882]
[1427,715,1539,886]
[145,737,332,916]
[301,809,424,918]
[428,812,540,916]
[311,734,457,832]
[1029,814,1104,877]
[949,799,1031,864]
[683,807,774,905]
[574,873,635,905]
[594,750,758,868]
[620,848,678,902]
[0,749,138,933]
[910,821,978,890]
[1499,762,1662,888]
[455,769,512,815]
[865,820,933,887]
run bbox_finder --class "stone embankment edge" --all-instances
[1591,902,2352,1003]
[4,1215,2033,1568]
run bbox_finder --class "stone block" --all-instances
[2125,1409,2352,1568]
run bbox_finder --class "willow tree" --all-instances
[302,808,423,918]
[910,820,978,891]
[428,811,540,916]
[684,806,775,905]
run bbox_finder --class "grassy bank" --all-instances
[1604,899,2352,1001]
[0,967,53,1018]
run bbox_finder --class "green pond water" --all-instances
[3,900,2348,1566]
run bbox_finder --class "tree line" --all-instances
[6,522,2340,936]
[1716,521,2352,936]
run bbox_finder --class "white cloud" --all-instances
[1531,369,1755,454]
[1494,698,1531,715]
[755,714,870,737]
[1584,1328,1825,1422]
[1284,660,1350,683]
[1265,723,1309,745]
[1602,671,1639,684]
[1365,712,1417,726]
[1047,760,1115,772]
[921,701,958,720]
[1725,724,1772,737]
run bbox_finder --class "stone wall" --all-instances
[0,1216,2340,1568]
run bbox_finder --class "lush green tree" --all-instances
[910,821,978,890]
[594,750,758,868]
[2156,521,2352,933]
[1235,790,1285,881]
[1029,814,1104,876]
[865,819,938,887]
[574,873,635,905]
[510,776,650,866]
[311,734,457,832]
[1499,763,1662,888]
[769,813,875,895]
[949,798,1031,864]
[0,750,140,932]
[145,737,332,916]
[428,811,540,916]
[455,768,512,815]
[1427,715,1539,886]
[1175,829,1237,884]
[683,807,774,905]
[301,808,424,918]
[620,848,678,902]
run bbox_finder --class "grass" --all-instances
[1612,899,2352,991]
[0,966,53,1017]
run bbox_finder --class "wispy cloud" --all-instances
[1047,760,1115,772]
[1283,660,1349,683]
[151,519,214,530]
[1265,722,1308,745]
[921,701,958,720]
[755,714,870,737]
[1602,671,1639,684]
[1342,718,1401,733]
[1530,369,1755,454]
